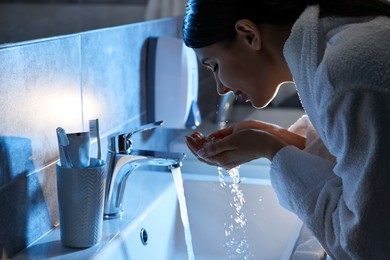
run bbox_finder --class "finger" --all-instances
[191,131,204,139]
[185,135,216,163]
[207,126,233,139]
[207,150,241,170]
[184,136,218,166]
[199,136,236,158]
[198,156,218,166]
[190,132,211,147]
[184,136,203,153]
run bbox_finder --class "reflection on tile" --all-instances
[0,36,82,173]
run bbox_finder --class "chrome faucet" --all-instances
[214,92,236,126]
[103,121,186,219]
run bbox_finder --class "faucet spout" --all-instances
[103,149,185,219]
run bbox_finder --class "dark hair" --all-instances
[183,0,390,48]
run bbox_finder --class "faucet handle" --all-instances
[125,120,163,138]
[108,121,163,153]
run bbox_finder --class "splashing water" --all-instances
[218,166,252,259]
[171,167,196,260]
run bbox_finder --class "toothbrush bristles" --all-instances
[89,119,102,160]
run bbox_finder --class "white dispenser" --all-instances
[146,36,201,129]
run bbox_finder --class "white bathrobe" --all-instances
[270,5,390,259]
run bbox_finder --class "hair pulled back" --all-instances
[183,0,390,48]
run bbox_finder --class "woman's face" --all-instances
[194,26,292,109]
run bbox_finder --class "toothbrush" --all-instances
[89,118,102,165]
[56,127,73,168]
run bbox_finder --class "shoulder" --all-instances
[323,16,390,93]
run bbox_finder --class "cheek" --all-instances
[218,65,248,90]
[218,72,234,89]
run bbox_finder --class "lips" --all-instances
[234,91,250,102]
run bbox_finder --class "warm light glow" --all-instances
[82,95,100,125]
[28,82,100,133]
[48,94,81,118]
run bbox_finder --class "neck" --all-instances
[259,23,294,81]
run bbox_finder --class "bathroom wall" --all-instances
[0,16,217,259]
[0,1,148,44]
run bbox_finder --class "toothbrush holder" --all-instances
[56,158,106,248]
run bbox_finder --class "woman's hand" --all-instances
[184,120,306,169]
[184,131,217,166]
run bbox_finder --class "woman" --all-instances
[183,0,390,259]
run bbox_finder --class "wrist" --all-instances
[266,140,287,161]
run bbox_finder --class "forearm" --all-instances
[232,120,306,150]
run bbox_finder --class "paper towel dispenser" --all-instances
[146,36,201,129]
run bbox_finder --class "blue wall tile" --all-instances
[0,17,188,259]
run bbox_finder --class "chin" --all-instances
[250,99,272,109]
[251,89,280,109]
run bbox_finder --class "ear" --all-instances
[235,19,261,51]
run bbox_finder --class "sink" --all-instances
[13,167,302,260]
[13,170,302,259]
[104,170,302,260]
[101,166,302,260]
[99,166,302,260]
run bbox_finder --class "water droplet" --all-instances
[217,166,252,259]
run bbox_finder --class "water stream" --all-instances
[218,166,252,259]
[171,167,195,260]
[171,163,250,259]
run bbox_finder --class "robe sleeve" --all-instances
[270,89,390,259]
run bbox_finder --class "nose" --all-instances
[212,71,232,96]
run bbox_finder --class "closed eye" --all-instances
[202,61,218,73]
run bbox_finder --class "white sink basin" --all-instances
[101,165,302,260]
[104,171,302,260]
[13,168,302,260]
